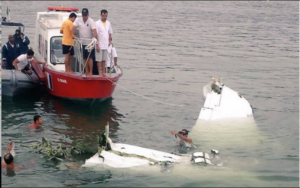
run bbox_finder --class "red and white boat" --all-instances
[33,7,123,104]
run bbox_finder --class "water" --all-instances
[1,1,299,187]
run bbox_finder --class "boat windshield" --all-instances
[50,35,97,74]
[50,36,65,64]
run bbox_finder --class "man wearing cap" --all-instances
[14,29,30,54]
[95,9,113,77]
[170,129,194,153]
[72,8,97,76]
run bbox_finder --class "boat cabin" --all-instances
[34,7,82,72]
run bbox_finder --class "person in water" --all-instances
[28,115,43,129]
[211,77,222,94]
[1,141,22,169]
[170,129,194,153]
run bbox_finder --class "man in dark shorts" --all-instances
[60,12,77,74]
[72,8,97,76]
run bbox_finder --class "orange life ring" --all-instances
[47,7,78,12]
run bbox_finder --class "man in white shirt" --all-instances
[95,9,113,77]
[106,39,118,73]
[72,8,97,76]
[13,49,46,75]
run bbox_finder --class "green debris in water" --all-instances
[31,130,108,161]
[30,137,97,161]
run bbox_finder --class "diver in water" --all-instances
[170,129,195,153]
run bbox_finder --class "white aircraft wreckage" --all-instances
[83,125,217,169]
[199,77,253,120]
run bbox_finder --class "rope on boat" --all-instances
[104,76,185,107]
[85,37,98,52]
[74,38,98,75]
[73,39,83,73]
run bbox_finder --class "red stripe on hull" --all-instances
[44,66,122,99]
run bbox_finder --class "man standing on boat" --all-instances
[12,49,46,75]
[72,8,97,76]
[2,35,20,69]
[95,9,113,77]
[14,29,30,54]
[60,13,77,74]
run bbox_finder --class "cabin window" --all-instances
[44,40,48,61]
[38,34,42,54]
[50,36,64,65]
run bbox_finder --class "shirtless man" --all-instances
[170,129,195,153]
[28,115,43,129]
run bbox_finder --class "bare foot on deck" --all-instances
[66,71,75,74]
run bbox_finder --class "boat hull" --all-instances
[43,66,122,100]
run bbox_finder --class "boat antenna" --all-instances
[7,1,10,22]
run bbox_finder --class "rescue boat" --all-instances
[33,7,123,104]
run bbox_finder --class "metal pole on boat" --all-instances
[7,1,10,22]
[79,43,82,74]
